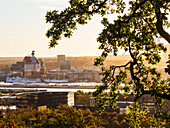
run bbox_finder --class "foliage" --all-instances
[1,105,163,128]
[14,107,36,128]
[0,109,16,128]
[165,55,170,75]
[124,103,149,128]
[45,0,170,127]
[150,109,170,128]
[0,105,104,128]
[75,90,91,106]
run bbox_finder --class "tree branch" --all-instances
[135,90,170,101]
[109,62,130,84]
[114,61,131,68]
[154,1,170,44]
[78,0,108,14]
[121,0,148,23]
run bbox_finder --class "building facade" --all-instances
[60,60,71,70]
[10,61,24,77]
[23,51,40,77]
[69,70,101,82]
[16,92,74,109]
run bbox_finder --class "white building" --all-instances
[23,51,40,77]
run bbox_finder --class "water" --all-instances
[0,87,96,92]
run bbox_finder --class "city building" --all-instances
[16,92,74,110]
[0,73,7,82]
[60,60,71,70]
[8,53,102,82]
[89,97,135,113]
[23,51,40,77]
[10,61,24,77]
[2,65,10,74]
[89,94,161,114]
[69,70,101,82]
[56,55,66,68]
[38,59,46,77]
[9,51,45,78]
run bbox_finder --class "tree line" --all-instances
[1,104,163,128]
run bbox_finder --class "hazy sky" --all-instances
[0,0,169,57]
[0,0,105,57]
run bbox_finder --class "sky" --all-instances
[0,0,105,57]
[0,0,169,57]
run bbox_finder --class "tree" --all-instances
[124,103,149,128]
[75,90,91,106]
[0,105,104,128]
[46,0,170,126]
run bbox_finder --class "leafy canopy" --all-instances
[46,0,170,127]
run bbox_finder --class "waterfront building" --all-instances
[16,91,74,110]
[23,51,40,77]
[10,61,24,77]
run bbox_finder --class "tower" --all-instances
[23,51,40,77]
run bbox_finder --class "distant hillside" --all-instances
[0,55,167,74]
